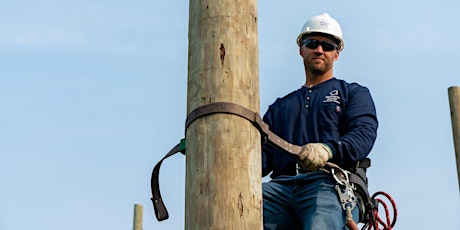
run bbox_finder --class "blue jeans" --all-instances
[263,171,359,230]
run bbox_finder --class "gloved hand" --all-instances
[297,143,333,172]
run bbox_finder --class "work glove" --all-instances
[297,143,333,172]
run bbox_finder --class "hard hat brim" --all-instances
[297,31,344,52]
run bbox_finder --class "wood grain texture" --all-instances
[185,1,262,229]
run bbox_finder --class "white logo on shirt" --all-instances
[323,90,341,104]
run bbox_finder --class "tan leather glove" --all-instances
[297,143,333,172]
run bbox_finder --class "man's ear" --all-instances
[334,51,339,61]
[299,47,303,56]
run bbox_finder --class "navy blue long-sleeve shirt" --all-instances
[262,78,378,178]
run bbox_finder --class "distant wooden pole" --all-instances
[185,0,261,229]
[133,204,143,230]
[448,86,460,189]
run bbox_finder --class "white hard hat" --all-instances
[296,13,344,52]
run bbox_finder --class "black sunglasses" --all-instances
[302,39,338,51]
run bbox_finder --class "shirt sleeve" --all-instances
[261,110,274,177]
[326,85,378,167]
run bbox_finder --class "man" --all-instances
[262,13,378,230]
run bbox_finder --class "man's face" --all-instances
[299,35,339,76]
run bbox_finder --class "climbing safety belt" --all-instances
[150,102,396,229]
[323,160,397,230]
[150,102,303,221]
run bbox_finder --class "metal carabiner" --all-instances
[330,166,358,211]
[331,166,349,186]
[325,162,358,211]
[335,181,358,211]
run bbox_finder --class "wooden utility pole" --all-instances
[133,204,143,230]
[448,86,460,189]
[185,1,261,229]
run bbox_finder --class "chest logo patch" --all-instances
[323,89,341,105]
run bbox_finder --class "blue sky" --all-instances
[1,0,459,229]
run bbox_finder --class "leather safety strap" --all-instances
[150,102,303,221]
[150,139,185,221]
[348,168,372,222]
[185,102,303,155]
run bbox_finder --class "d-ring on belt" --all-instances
[150,102,304,221]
